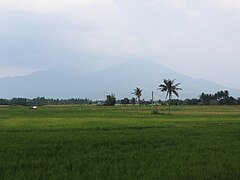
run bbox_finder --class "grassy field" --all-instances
[0,105,240,179]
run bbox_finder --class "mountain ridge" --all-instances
[0,60,239,100]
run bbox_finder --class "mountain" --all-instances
[0,59,240,100]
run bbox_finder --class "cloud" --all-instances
[0,67,38,78]
[0,0,119,30]
[0,0,89,14]
[145,0,187,11]
[0,0,122,68]
[0,0,240,89]
[145,0,240,19]
[0,0,118,14]
[146,0,240,10]
[206,0,240,11]
[145,0,203,20]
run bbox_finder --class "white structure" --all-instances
[32,106,38,109]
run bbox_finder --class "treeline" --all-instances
[0,97,92,106]
[119,90,240,106]
[163,90,240,105]
[0,90,240,106]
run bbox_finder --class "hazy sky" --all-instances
[0,0,240,88]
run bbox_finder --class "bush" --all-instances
[105,94,116,106]
[151,109,160,115]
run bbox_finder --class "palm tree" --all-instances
[132,87,143,114]
[158,79,182,114]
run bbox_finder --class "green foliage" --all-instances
[151,109,160,115]
[121,97,130,105]
[130,97,136,105]
[0,105,240,179]
[200,90,237,105]
[0,90,238,107]
[133,87,143,114]
[158,79,182,114]
[105,94,116,106]
[158,79,182,99]
[133,87,143,103]
[0,97,92,106]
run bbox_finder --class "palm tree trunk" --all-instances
[168,97,171,115]
[138,97,140,115]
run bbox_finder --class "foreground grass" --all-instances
[0,105,240,179]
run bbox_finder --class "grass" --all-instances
[0,105,240,179]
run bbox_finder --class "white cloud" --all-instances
[206,0,240,11]
[145,0,203,20]
[146,0,240,10]
[162,0,187,11]
[1,0,240,89]
[0,0,87,13]
[0,0,121,56]
[0,0,119,28]
[145,0,187,11]
[0,0,118,14]
[146,0,240,18]
[0,67,38,78]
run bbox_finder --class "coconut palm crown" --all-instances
[158,79,182,114]
[133,87,143,103]
[132,87,143,115]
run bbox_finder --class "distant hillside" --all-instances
[0,59,239,100]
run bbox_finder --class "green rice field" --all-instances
[0,105,240,179]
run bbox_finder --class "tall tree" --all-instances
[133,87,142,104]
[121,97,130,105]
[158,79,182,114]
[105,94,116,106]
[130,97,136,105]
[133,87,143,114]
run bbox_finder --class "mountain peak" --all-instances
[0,60,239,99]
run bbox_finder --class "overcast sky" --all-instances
[0,0,240,88]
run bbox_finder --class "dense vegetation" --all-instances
[0,97,93,106]
[1,90,239,106]
[0,105,240,179]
